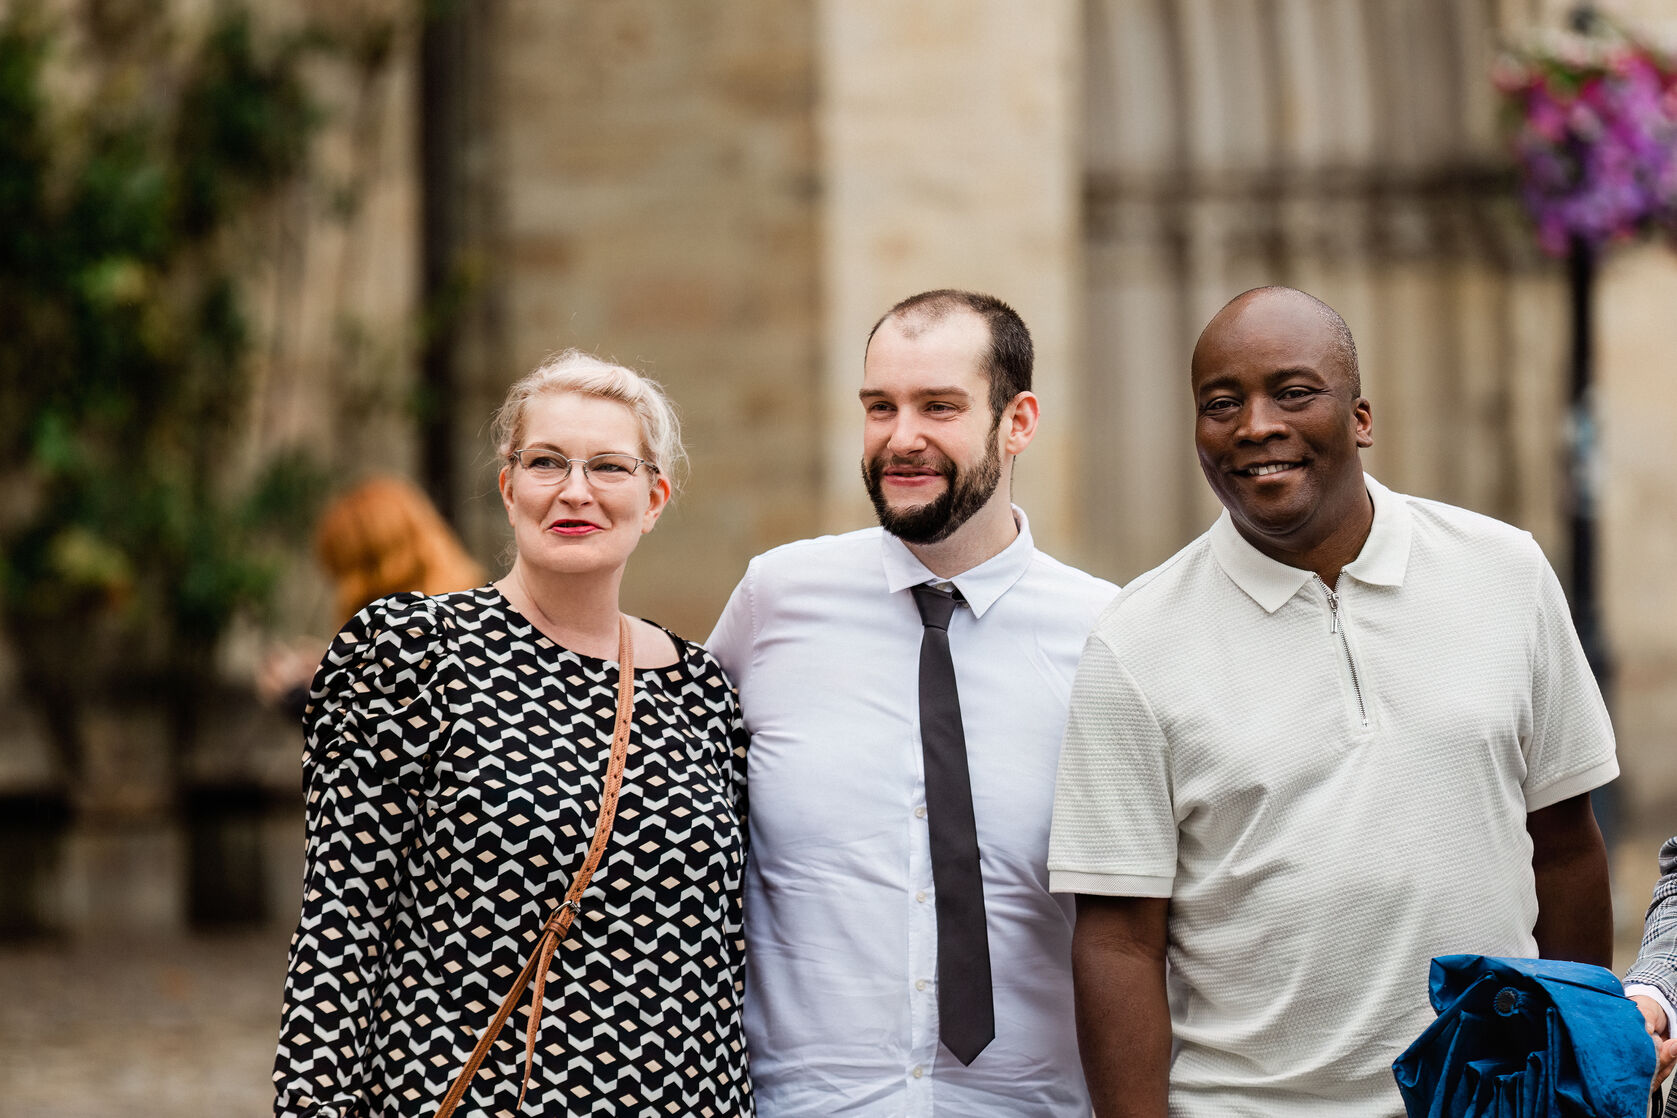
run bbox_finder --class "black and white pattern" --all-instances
[273,587,752,1117]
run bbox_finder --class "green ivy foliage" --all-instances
[0,4,329,667]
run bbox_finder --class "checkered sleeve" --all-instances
[1626,836,1677,1010]
[272,594,444,1118]
[1048,630,1177,898]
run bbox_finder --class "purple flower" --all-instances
[1499,31,1677,254]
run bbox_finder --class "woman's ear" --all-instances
[641,473,672,534]
[498,464,515,516]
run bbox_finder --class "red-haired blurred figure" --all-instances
[256,477,484,715]
[313,475,485,626]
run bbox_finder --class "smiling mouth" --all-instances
[550,520,601,533]
[1239,462,1302,477]
[882,464,945,485]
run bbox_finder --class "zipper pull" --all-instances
[1323,585,1340,634]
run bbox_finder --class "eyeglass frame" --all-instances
[506,447,661,484]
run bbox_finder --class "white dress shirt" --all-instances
[708,508,1116,1117]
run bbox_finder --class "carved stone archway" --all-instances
[1081,0,1565,577]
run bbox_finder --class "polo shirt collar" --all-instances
[881,505,1035,619]
[1210,473,1413,613]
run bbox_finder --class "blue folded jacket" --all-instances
[1393,954,1656,1117]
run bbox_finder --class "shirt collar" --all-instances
[880,505,1036,619]
[1209,473,1413,613]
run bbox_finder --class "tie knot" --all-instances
[911,583,961,630]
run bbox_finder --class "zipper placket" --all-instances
[1313,574,1369,727]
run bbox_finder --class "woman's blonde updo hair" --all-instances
[492,349,687,495]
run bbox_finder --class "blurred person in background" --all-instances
[273,351,752,1116]
[255,475,484,719]
[1626,836,1677,1095]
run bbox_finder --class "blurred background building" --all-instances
[0,0,1673,1113]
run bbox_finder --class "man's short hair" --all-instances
[866,289,1033,422]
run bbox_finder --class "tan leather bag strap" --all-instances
[435,615,636,1118]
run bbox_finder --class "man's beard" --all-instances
[862,436,1002,545]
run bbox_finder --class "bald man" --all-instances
[1047,287,1618,1117]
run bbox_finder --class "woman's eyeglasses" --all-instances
[507,449,659,486]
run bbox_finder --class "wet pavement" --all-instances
[0,930,290,1118]
[0,832,1666,1117]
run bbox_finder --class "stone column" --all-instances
[817,0,1087,558]
[487,1,822,635]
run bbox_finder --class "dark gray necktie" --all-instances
[911,582,995,1065]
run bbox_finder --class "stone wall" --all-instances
[479,0,822,638]
[816,0,1086,560]
[1599,246,1677,824]
[1082,0,1563,574]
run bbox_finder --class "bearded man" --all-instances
[708,289,1117,1116]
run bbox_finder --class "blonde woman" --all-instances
[274,352,751,1116]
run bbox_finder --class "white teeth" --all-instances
[1248,463,1295,476]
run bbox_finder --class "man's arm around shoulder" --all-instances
[1074,894,1171,1118]
[1527,791,1612,966]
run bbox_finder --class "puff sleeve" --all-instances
[272,594,454,1118]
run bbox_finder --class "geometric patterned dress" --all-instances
[273,587,753,1117]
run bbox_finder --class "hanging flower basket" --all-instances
[1494,18,1677,256]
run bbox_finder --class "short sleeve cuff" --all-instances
[1524,755,1620,812]
[1625,983,1676,1037]
[1048,869,1173,898]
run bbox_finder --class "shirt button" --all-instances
[914,806,927,819]
[915,891,927,903]
[915,979,928,991]
[912,1066,925,1079]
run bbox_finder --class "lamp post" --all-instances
[1561,6,1614,697]
[1565,235,1610,692]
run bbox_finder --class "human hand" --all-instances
[1633,994,1677,1089]
[256,638,328,706]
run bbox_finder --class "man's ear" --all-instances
[1354,397,1374,449]
[1002,391,1040,457]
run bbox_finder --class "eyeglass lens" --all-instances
[515,451,644,483]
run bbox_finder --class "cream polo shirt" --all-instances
[1048,475,1618,1118]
